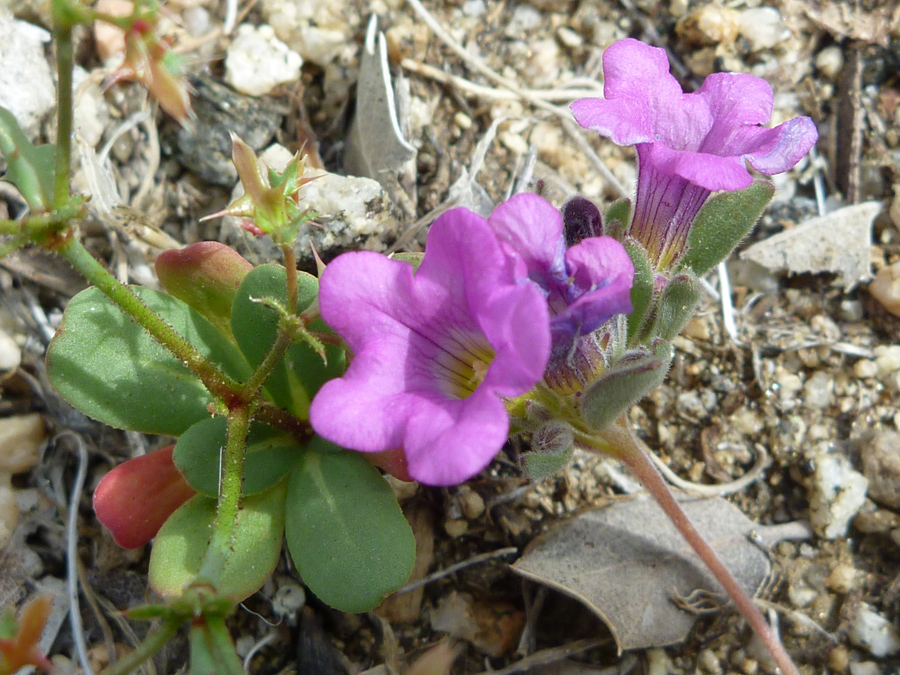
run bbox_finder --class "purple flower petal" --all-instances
[571,37,818,269]
[310,208,551,486]
[488,193,567,284]
[560,236,634,335]
[487,193,634,347]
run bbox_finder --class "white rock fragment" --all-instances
[677,5,741,46]
[73,67,111,148]
[505,5,542,36]
[803,371,834,409]
[741,201,881,291]
[815,45,844,80]
[260,0,349,66]
[0,414,44,550]
[874,345,900,378]
[808,453,869,539]
[0,329,21,374]
[855,359,879,379]
[739,7,787,51]
[0,413,46,474]
[787,582,818,609]
[0,11,56,138]
[225,24,303,97]
[850,603,900,657]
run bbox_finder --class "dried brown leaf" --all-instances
[511,494,799,652]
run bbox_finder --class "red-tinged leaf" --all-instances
[156,242,253,339]
[0,595,54,674]
[94,445,196,549]
[365,448,413,482]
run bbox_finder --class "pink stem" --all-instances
[591,424,799,675]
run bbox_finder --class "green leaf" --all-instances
[681,181,775,276]
[174,417,302,496]
[285,438,415,613]
[579,345,673,431]
[149,482,286,602]
[648,273,702,341]
[0,106,55,212]
[46,286,251,436]
[625,239,654,343]
[231,265,346,419]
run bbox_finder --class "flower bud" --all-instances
[522,420,575,480]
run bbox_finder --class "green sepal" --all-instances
[231,265,346,419]
[681,180,775,276]
[391,252,424,271]
[522,421,575,480]
[579,344,673,431]
[149,482,287,602]
[284,438,415,613]
[604,198,632,240]
[624,238,654,343]
[173,417,302,496]
[188,615,244,675]
[0,106,55,213]
[648,272,702,341]
[46,286,252,436]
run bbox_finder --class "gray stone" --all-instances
[172,77,285,186]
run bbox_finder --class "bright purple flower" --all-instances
[571,38,818,270]
[488,193,634,353]
[309,208,551,486]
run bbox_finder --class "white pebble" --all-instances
[739,7,787,51]
[803,371,834,409]
[855,359,879,379]
[815,45,845,80]
[874,345,900,377]
[0,413,46,474]
[808,453,869,539]
[225,23,303,97]
[850,603,900,657]
[0,329,21,373]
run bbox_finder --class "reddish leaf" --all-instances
[94,445,196,549]
[0,595,54,674]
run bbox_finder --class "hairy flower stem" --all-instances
[198,403,252,584]
[582,422,799,675]
[282,244,299,312]
[99,619,180,675]
[50,11,75,210]
[241,245,300,398]
[57,237,241,402]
